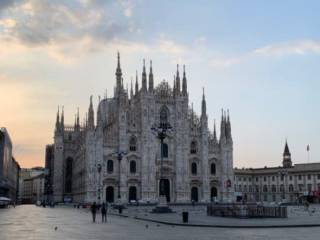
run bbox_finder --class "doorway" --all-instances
[106,186,114,203]
[129,186,137,202]
[159,179,170,202]
[211,187,218,201]
[191,187,199,202]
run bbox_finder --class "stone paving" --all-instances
[120,204,320,227]
[1,205,320,240]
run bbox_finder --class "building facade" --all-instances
[19,167,45,204]
[234,142,320,203]
[48,54,234,204]
[0,127,20,202]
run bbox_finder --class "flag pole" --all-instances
[307,145,310,163]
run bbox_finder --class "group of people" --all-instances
[90,202,108,223]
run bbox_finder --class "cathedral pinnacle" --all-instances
[115,52,122,89]
[201,88,206,117]
[130,77,134,99]
[77,107,80,128]
[220,108,226,144]
[88,96,94,130]
[176,64,180,94]
[149,60,154,92]
[55,106,60,131]
[142,59,147,92]
[135,70,139,94]
[61,106,64,129]
[213,119,217,138]
[226,109,232,142]
[182,64,187,95]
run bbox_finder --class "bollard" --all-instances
[182,211,188,223]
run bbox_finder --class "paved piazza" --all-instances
[1,205,320,240]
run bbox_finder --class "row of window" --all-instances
[189,162,217,175]
[129,137,204,156]
[236,183,320,193]
[106,160,137,174]
[105,160,217,176]
[237,174,320,182]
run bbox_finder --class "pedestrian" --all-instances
[101,202,107,223]
[90,202,97,223]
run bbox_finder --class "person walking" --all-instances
[101,202,107,223]
[90,202,97,223]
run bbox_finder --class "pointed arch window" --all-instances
[160,106,169,128]
[129,136,137,152]
[130,161,136,174]
[107,160,114,173]
[190,141,197,154]
[210,163,216,175]
[191,162,197,175]
[162,143,168,158]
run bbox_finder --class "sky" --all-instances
[0,0,319,168]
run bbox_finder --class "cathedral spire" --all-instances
[88,96,94,130]
[135,70,139,95]
[148,60,154,93]
[213,119,217,142]
[220,109,226,144]
[226,109,232,142]
[182,64,187,96]
[130,77,134,99]
[115,51,122,91]
[55,106,60,132]
[61,106,64,130]
[141,59,147,92]
[191,103,194,123]
[175,64,180,94]
[201,88,206,117]
[76,107,80,130]
[74,114,77,129]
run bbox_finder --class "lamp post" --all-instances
[111,151,127,201]
[97,164,102,204]
[151,122,173,213]
[279,170,288,201]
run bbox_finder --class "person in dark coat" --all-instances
[101,202,107,223]
[90,202,97,223]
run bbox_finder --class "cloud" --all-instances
[253,40,320,57]
[0,0,137,47]
[209,40,320,68]
[0,0,20,11]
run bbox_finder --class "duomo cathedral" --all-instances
[47,53,234,204]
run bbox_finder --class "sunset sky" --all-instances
[0,0,319,168]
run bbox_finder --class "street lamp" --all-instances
[279,170,288,201]
[97,164,102,204]
[111,151,128,201]
[151,122,173,213]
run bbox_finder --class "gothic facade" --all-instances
[50,54,234,204]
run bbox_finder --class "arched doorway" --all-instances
[211,187,218,201]
[159,179,170,202]
[106,186,114,203]
[191,187,199,202]
[128,186,137,202]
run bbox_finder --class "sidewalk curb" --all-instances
[111,213,320,229]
